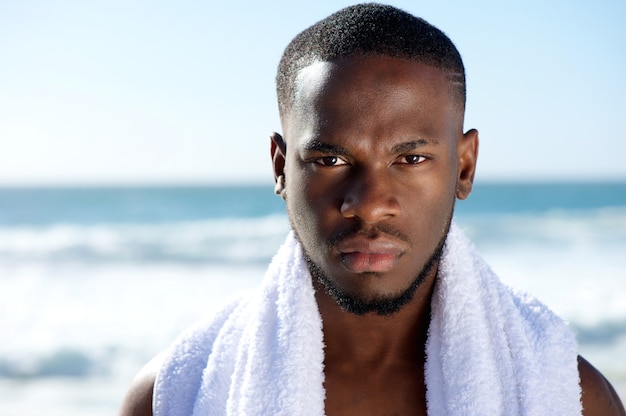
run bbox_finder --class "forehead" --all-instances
[294,55,451,96]
[285,55,461,139]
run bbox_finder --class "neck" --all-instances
[314,268,437,368]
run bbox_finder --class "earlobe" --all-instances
[274,175,286,197]
[270,132,287,198]
[456,129,479,200]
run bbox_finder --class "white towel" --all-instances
[425,225,582,415]
[153,230,326,415]
[153,224,582,415]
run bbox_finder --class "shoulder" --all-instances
[118,352,165,416]
[579,355,625,416]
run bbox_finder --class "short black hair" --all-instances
[276,3,466,118]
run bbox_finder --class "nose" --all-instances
[340,169,400,224]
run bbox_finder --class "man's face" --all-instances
[274,55,476,314]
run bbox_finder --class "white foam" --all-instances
[0,215,290,263]
[459,208,626,326]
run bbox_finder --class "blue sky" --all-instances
[1,0,625,185]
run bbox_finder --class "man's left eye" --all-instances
[401,155,427,164]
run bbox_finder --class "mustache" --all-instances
[328,223,411,247]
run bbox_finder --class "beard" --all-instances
[298,216,452,317]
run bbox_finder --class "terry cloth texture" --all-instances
[153,224,582,415]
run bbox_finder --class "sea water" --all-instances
[0,183,624,414]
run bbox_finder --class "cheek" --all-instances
[285,163,328,234]
[400,186,453,242]
[286,156,337,211]
[397,164,457,238]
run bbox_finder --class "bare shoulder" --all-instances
[118,352,166,416]
[579,355,625,416]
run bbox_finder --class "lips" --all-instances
[336,237,405,273]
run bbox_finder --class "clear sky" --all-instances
[1,0,625,185]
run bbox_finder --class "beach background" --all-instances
[1,0,625,414]
[0,182,624,415]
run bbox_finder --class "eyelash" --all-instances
[314,156,348,166]
[312,154,428,167]
[400,155,427,165]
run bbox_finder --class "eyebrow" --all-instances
[303,140,351,156]
[303,138,438,156]
[391,139,438,154]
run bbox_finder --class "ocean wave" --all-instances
[458,206,626,248]
[0,215,290,265]
[1,207,624,265]
[573,319,626,345]
[0,348,95,379]
[1,317,624,382]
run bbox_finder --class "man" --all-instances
[120,4,624,415]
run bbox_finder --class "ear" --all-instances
[270,132,287,198]
[456,129,479,200]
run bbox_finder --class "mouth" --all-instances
[336,238,405,273]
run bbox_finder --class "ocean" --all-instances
[0,182,624,414]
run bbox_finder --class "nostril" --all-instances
[340,181,400,223]
[340,195,357,219]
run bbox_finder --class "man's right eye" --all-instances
[314,156,347,166]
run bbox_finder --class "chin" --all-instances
[306,244,444,316]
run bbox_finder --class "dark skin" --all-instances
[119,55,625,415]
[312,264,434,415]
[275,56,467,415]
